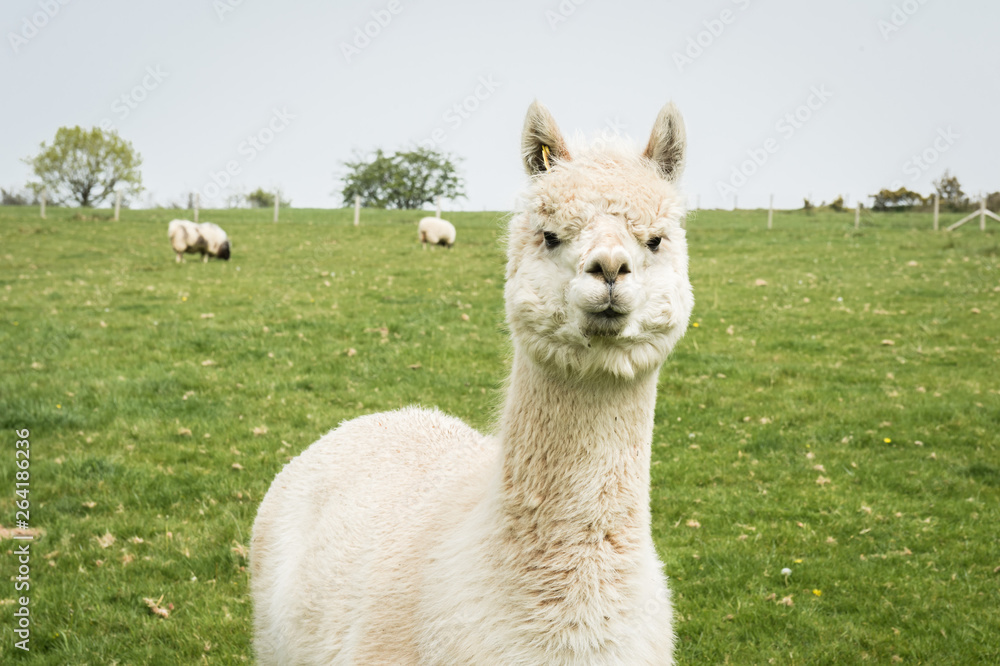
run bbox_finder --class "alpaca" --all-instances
[418,216,456,249]
[167,219,231,262]
[251,100,693,665]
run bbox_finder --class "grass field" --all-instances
[1,204,998,664]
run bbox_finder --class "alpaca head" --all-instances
[506,101,694,380]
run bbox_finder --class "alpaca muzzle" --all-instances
[584,246,631,286]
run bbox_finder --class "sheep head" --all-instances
[507,101,694,381]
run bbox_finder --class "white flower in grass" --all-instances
[781,567,792,577]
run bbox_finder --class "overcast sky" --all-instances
[2,0,998,211]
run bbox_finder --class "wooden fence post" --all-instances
[933,193,939,231]
[980,197,986,231]
[40,191,46,219]
[354,195,360,226]
[435,197,441,218]
[767,194,773,230]
[855,202,861,229]
[194,193,200,223]
[273,190,280,223]
[114,190,122,221]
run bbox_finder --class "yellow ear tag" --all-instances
[541,144,552,172]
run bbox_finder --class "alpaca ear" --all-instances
[522,100,570,175]
[643,102,686,182]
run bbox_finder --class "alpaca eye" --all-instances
[542,231,561,249]
[646,236,662,252]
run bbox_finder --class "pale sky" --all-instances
[2,0,998,211]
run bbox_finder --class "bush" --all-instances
[871,187,925,212]
[987,192,1000,214]
[247,188,291,209]
[1,187,29,206]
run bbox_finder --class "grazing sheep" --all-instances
[251,99,692,665]
[167,219,231,263]
[418,216,456,249]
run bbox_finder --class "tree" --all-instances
[247,188,291,209]
[871,187,925,211]
[23,126,142,207]
[340,147,465,209]
[933,170,968,210]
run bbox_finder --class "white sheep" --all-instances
[251,100,693,664]
[167,219,231,263]
[418,216,456,249]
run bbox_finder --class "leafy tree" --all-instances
[829,196,844,212]
[340,148,465,209]
[247,187,291,209]
[23,126,143,207]
[933,170,968,210]
[871,187,925,211]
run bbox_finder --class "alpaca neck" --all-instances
[495,348,659,559]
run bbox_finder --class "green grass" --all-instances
[0,204,997,664]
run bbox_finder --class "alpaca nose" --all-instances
[585,249,631,285]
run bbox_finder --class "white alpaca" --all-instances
[167,219,231,262]
[418,216,456,249]
[251,100,693,665]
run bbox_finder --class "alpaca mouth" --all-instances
[584,308,629,336]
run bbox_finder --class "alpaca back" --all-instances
[251,407,496,664]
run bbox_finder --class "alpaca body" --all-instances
[252,368,673,665]
[251,407,495,664]
[252,100,691,664]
